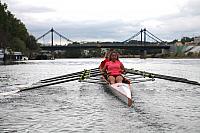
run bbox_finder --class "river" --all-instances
[0,58,200,133]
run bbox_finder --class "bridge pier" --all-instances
[140,50,147,59]
[161,48,169,55]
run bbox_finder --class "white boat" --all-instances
[21,56,28,61]
[102,76,133,107]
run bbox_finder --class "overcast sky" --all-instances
[2,0,200,43]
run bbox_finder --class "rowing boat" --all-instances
[101,76,133,107]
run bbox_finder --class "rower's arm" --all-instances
[120,63,126,74]
[101,65,107,74]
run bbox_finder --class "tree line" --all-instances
[0,1,39,56]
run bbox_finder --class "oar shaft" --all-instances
[80,80,107,85]
[41,70,100,84]
[20,72,101,92]
[41,68,99,82]
[126,68,200,86]
[154,74,200,85]
[19,77,80,92]
[131,78,154,83]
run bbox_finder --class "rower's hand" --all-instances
[100,71,105,75]
[121,70,126,74]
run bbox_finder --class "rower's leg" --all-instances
[116,76,123,83]
[108,76,115,84]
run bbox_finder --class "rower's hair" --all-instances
[104,52,110,58]
[104,49,114,58]
[109,51,119,60]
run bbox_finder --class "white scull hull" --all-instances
[102,77,133,107]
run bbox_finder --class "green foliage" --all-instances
[181,37,193,44]
[64,49,82,58]
[26,35,38,51]
[171,39,178,44]
[0,1,39,55]
[10,37,26,52]
[87,49,102,57]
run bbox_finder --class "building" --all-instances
[12,52,22,60]
[194,36,200,45]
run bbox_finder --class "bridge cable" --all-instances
[123,31,141,43]
[146,30,163,42]
[145,33,160,43]
[36,29,52,41]
[53,30,73,43]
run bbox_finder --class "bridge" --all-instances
[40,43,169,51]
[36,28,170,57]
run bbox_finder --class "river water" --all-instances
[0,58,200,133]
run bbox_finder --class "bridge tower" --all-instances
[123,28,167,58]
[36,28,73,46]
[36,28,73,59]
[50,28,53,47]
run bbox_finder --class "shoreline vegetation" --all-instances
[0,1,200,65]
[0,1,39,58]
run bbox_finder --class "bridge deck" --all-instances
[40,44,170,51]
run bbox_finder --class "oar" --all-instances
[0,77,83,95]
[131,78,155,83]
[40,69,100,84]
[81,78,154,85]
[126,68,200,86]
[0,68,101,95]
[80,80,107,85]
[124,75,144,79]
[20,71,101,92]
[41,67,99,82]
[19,77,81,92]
[40,67,99,82]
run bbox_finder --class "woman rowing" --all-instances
[102,51,126,84]
[99,51,111,72]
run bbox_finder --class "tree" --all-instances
[10,37,26,52]
[172,39,178,43]
[0,2,9,48]
[64,49,82,58]
[181,37,193,44]
[0,1,40,56]
[26,35,39,50]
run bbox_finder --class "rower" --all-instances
[102,51,127,84]
[99,50,111,72]
[99,50,112,80]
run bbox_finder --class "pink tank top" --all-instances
[105,60,123,76]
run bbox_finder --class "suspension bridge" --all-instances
[36,28,170,57]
